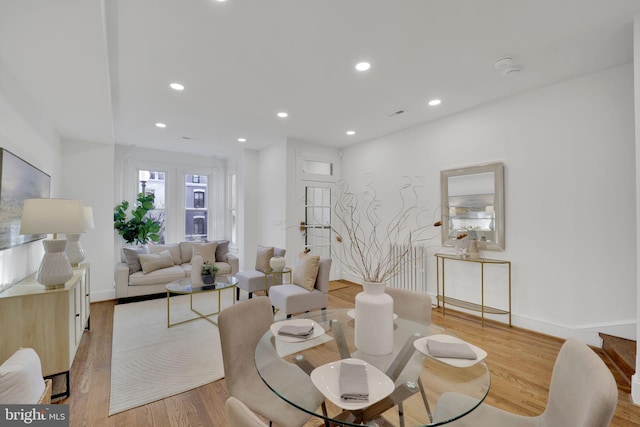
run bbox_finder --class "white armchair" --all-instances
[236,246,286,300]
[269,257,332,318]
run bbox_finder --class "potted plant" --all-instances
[201,261,219,284]
[114,193,162,244]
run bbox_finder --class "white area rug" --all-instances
[109,291,236,415]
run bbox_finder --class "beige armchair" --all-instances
[434,338,618,427]
[269,257,332,318]
[235,246,286,300]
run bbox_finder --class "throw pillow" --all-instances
[192,242,217,264]
[215,240,229,262]
[255,245,274,273]
[292,252,320,291]
[0,348,45,404]
[138,250,175,274]
[122,246,149,274]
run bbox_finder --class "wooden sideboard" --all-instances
[0,263,90,398]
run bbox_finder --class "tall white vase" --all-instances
[354,281,394,355]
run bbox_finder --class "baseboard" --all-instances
[90,288,116,302]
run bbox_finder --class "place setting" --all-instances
[310,358,394,411]
[270,318,334,357]
[413,334,487,368]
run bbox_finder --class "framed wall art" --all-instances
[0,148,51,250]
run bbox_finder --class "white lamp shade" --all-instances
[20,199,85,235]
[83,207,95,230]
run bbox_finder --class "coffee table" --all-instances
[166,276,238,327]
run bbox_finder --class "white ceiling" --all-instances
[1,0,639,158]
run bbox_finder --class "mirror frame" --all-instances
[441,162,505,251]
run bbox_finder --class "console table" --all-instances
[434,253,511,326]
[0,263,90,398]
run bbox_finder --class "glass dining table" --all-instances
[255,309,491,426]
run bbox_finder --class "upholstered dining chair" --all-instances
[226,396,268,427]
[269,257,332,318]
[218,296,324,427]
[236,246,286,300]
[434,338,618,427]
[385,286,432,323]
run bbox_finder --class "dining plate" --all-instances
[346,309,398,320]
[413,334,487,367]
[310,358,395,411]
[269,318,325,343]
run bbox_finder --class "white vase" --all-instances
[269,256,286,272]
[354,281,394,355]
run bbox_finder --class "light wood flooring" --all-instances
[64,282,640,426]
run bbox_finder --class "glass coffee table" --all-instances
[166,276,238,327]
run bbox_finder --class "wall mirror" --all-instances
[441,162,505,251]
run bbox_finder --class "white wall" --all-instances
[631,13,640,406]
[241,149,259,271]
[62,139,115,301]
[259,142,287,250]
[0,65,64,292]
[343,64,636,346]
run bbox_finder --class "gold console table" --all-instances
[435,253,511,326]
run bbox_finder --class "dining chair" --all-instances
[434,338,618,427]
[384,286,434,425]
[385,286,432,323]
[226,396,268,427]
[218,296,325,427]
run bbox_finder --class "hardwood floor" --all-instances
[64,282,640,426]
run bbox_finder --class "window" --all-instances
[138,169,166,243]
[230,173,237,245]
[194,190,205,209]
[185,174,208,241]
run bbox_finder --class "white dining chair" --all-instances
[218,296,324,427]
[434,338,618,427]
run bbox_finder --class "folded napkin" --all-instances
[339,362,369,401]
[277,324,314,338]
[426,339,477,360]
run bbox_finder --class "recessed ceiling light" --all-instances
[428,99,442,106]
[170,82,184,91]
[277,112,289,118]
[346,130,356,135]
[237,138,247,143]
[355,62,371,71]
[155,123,167,128]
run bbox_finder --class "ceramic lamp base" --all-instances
[37,239,73,289]
[65,233,85,267]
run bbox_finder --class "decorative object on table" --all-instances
[190,254,204,285]
[468,238,479,260]
[19,198,85,288]
[413,334,487,367]
[65,206,94,266]
[269,256,286,272]
[454,232,469,258]
[331,175,441,355]
[201,261,219,284]
[113,192,163,244]
[269,319,325,343]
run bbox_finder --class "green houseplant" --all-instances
[201,261,219,284]
[114,193,162,244]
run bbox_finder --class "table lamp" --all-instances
[65,206,94,267]
[20,199,85,289]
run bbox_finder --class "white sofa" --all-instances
[115,241,239,299]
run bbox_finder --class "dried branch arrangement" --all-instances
[331,175,441,283]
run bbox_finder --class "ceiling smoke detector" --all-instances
[494,56,521,76]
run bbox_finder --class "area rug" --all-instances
[109,291,234,415]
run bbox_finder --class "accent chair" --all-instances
[269,257,332,318]
[235,246,285,300]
